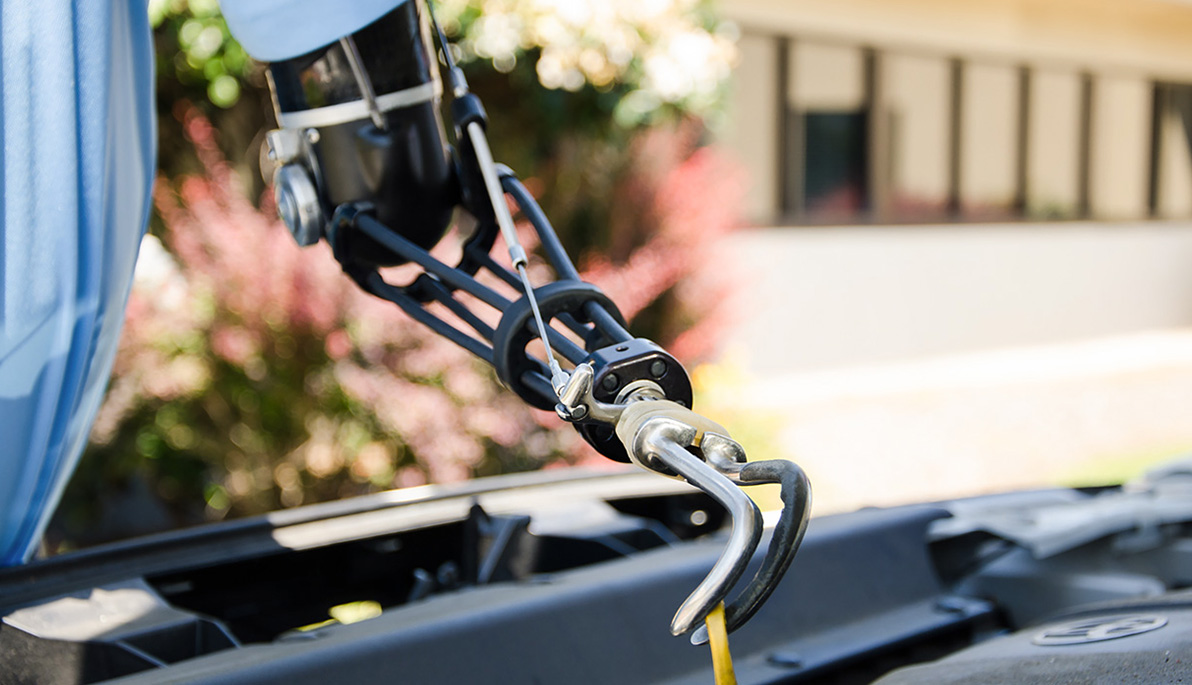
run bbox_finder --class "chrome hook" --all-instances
[614,399,812,642]
[629,415,762,636]
[553,365,812,641]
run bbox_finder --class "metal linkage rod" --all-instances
[354,214,512,311]
[500,174,581,281]
[354,271,494,362]
[469,250,523,290]
[467,121,569,391]
[496,172,633,345]
[468,247,593,340]
[585,301,633,345]
[418,276,497,340]
[338,36,387,131]
[355,215,591,366]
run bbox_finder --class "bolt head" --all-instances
[276,185,297,229]
[601,373,620,392]
[649,359,668,378]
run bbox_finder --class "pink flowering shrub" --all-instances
[48,106,743,549]
[581,119,747,360]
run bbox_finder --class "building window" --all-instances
[1154,83,1192,218]
[737,29,1185,226]
[783,41,869,222]
[801,112,868,216]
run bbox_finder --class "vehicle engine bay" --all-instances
[4,461,1192,684]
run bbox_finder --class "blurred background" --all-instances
[44,0,1192,552]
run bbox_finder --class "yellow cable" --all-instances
[705,602,737,685]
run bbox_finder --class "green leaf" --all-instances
[208,73,241,108]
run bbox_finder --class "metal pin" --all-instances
[339,36,387,131]
[467,120,567,391]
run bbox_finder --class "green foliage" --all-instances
[150,0,267,189]
[150,0,251,108]
[437,0,738,255]
[436,0,736,129]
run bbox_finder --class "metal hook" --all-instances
[613,400,812,641]
[553,366,811,640]
[630,416,763,636]
[690,455,811,645]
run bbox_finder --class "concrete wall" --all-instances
[960,63,1020,212]
[721,34,780,222]
[1090,77,1151,219]
[726,222,1192,374]
[885,55,950,209]
[1027,69,1082,215]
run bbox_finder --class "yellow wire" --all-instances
[705,602,737,685]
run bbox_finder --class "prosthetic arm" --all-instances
[231,0,810,642]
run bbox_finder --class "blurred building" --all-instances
[717,0,1192,373]
[721,0,1192,226]
[710,0,1192,508]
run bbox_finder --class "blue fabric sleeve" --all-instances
[220,0,407,61]
[0,0,156,565]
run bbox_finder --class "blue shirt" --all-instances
[0,0,405,565]
[0,0,155,565]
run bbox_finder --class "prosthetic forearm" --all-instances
[235,0,809,642]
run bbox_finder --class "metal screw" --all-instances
[649,359,667,378]
[601,373,620,392]
[556,403,587,421]
[305,128,321,144]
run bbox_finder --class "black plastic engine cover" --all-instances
[877,591,1192,684]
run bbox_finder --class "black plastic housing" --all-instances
[577,338,693,462]
[265,0,456,264]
